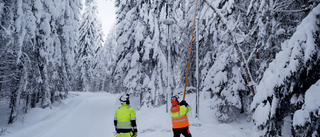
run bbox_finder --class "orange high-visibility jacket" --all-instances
[170,105,191,129]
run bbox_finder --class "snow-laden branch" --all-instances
[203,0,256,96]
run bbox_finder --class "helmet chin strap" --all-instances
[120,100,130,105]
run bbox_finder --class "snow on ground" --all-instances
[0,92,252,137]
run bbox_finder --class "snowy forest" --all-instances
[0,0,319,136]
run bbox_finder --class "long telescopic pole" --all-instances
[183,0,199,101]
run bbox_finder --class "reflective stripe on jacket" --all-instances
[171,105,191,129]
[114,103,137,133]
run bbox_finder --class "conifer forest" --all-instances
[0,0,319,136]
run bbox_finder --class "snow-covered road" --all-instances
[2,92,117,137]
[1,92,252,137]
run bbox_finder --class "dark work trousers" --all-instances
[173,127,192,137]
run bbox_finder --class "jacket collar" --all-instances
[122,103,129,107]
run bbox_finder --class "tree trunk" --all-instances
[8,91,17,124]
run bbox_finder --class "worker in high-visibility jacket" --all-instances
[114,94,138,137]
[170,96,192,137]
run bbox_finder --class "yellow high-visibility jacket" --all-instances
[114,103,137,133]
[171,105,191,129]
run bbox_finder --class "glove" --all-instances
[132,132,137,137]
[180,100,189,106]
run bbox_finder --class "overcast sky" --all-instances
[96,0,116,37]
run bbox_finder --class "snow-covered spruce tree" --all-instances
[0,2,10,110]
[76,0,104,92]
[57,0,82,94]
[0,0,17,124]
[112,0,177,107]
[0,0,82,124]
[251,4,320,136]
[168,0,190,92]
[245,0,311,84]
[198,0,315,123]
[2,0,38,122]
[101,27,119,93]
[91,35,117,92]
[34,0,71,108]
[202,50,247,123]
[198,0,252,122]
[1,0,37,124]
[28,0,82,107]
[233,0,308,121]
[15,0,40,113]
